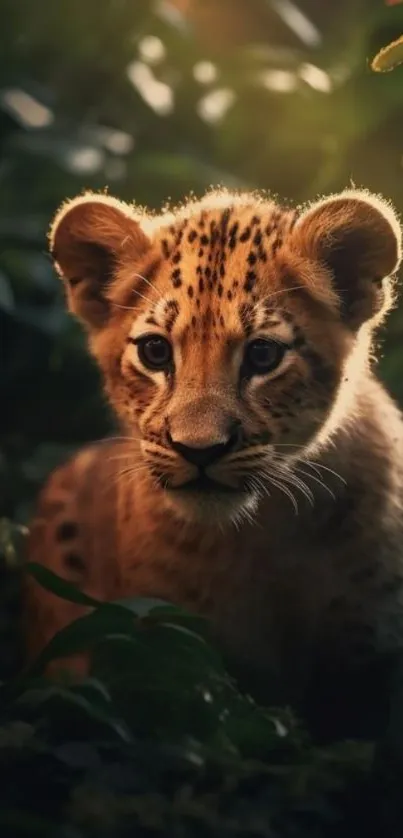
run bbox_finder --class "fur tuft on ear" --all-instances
[50,192,151,329]
[291,188,402,329]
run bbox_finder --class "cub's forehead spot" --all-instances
[127,293,295,346]
[154,201,296,295]
[126,201,299,344]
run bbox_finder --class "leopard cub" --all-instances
[26,186,403,739]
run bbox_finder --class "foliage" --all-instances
[0,543,377,837]
[1,520,402,837]
[371,34,403,71]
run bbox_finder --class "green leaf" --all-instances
[15,684,130,741]
[143,603,209,636]
[89,633,230,741]
[26,562,102,607]
[70,677,113,709]
[141,622,227,678]
[371,35,403,72]
[112,596,176,616]
[26,610,139,675]
[114,598,207,633]
[26,565,206,632]
[90,623,227,690]
[112,597,206,630]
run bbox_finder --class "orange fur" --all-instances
[25,187,403,737]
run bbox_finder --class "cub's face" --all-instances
[50,190,401,522]
[115,209,348,519]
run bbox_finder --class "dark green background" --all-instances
[2,0,403,523]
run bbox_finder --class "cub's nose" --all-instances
[167,433,238,468]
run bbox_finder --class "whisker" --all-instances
[95,435,141,445]
[230,511,244,533]
[262,461,315,506]
[100,465,151,495]
[293,466,336,501]
[112,286,152,309]
[112,271,163,312]
[227,449,268,464]
[274,443,305,450]
[277,470,314,507]
[264,474,299,515]
[112,464,150,483]
[303,459,347,485]
[274,445,347,487]
[114,465,149,478]
[292,459,324,481]
[231,504,256,529]
[245,475,260,496]
[249,474,271,499]
[261,460,315,507]
[133,271,163,302]
[244,507,257,527]
[275,447,347,486]
[107,454,141,464]
[254,284,308,316]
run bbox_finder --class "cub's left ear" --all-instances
[291,189,402,329]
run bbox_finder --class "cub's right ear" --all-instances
[50,193,151,330]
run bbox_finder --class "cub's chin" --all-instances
[162,474,259,526]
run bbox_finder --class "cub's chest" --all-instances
[117,514,339,674]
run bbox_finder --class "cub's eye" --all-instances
[244,339,287,376]
[136,335,173,371]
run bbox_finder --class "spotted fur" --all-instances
[25,186,403,739]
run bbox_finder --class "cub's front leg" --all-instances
[23,446,119,674]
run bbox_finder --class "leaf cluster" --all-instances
[0,554,375,837]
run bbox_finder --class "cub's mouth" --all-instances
[170,473,239,495]
[159,470,259,523]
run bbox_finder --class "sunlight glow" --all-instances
[156,0,189,32]
[2,89,53,128]
[99,127,134,155]
[271,718,288,737]
[127,61,174,115]
[270,0,321,47]
[261,69,297,93]
[299,63,332,93]
[64,147,104,174]
[197,88,236,123]
[138,35,166,64]
[193,61,218,84]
